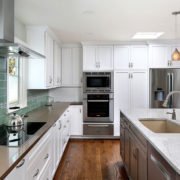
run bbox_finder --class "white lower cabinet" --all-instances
[27,129,52,180]
[5,106,75,180]
[5,158,27,180]
[70,105,83,136]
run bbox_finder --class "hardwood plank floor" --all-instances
[54,140,128,180]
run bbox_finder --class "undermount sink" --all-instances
[139,119,180,133]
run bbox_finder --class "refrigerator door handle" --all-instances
[171,73,174,91]
[167,73,171,94]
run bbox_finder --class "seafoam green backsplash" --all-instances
[0,58,7,125]
[0,57,48,124]
[17,90,48,115]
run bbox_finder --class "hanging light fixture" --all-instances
[172,11,180,61]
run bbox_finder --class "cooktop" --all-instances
[0,122,46,147]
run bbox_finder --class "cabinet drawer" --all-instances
[38,160,51,180]
[83,124,113,135]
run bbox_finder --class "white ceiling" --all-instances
[15,0,180,43]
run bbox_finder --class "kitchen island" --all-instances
[120,108,180,180]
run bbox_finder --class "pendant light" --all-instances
[172,11,180,61]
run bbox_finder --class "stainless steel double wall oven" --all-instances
[83,72,114,136]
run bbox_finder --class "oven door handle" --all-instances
[87,100,109,102]
[87,125,109,127]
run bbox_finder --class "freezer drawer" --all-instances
[83,124,113,135]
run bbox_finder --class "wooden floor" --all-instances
[54,140,128,180]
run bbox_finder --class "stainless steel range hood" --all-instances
[0,0,14,43]
[0,0,45,58]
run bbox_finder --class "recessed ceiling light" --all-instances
[132,32,164,39]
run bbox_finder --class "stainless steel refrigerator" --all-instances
[150,68,180,108]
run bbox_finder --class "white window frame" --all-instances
[7,56,27,113]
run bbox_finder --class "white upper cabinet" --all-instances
[83,45,113,71]
[62,47,82,87]
[114,45,148,70]
[53,41,61,87]
[149,45,171,68]
[45,32,54,88]
[114,46,130,69]
[26,26,61,89]
[131,46,148,69]
[96,46,114,70]
[149,44,180,68]
[83,46,96,70]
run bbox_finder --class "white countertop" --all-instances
[121,108,180,174]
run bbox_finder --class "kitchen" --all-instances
[1,0,180,179]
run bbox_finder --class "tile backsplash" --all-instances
[17,90,49,115]
[0,58,7,125]
[0,57,48,125]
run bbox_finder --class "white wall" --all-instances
[15,18,27,42]
[49,87,83,102]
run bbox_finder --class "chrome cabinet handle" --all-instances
[129,73,131,79]
[49,76,53,83]
[131,62,133,68]
[44,153,49,160]
[16,159,25,168]
[33,169,39,178]
[150,154,170,180]
[129,62,131,68]
[59,122,61,130]
[131,73,133,78]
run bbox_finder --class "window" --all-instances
[8,56,19,105]
[7,56,27,111]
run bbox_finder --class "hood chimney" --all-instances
[0,0,14,43]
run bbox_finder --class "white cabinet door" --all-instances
[62,47,82,86]
[97,46,113,70]
[62,48,73,86]
[114,71,130,136]
[83,46,97,71]
[131,46,148,69]
[51,121,61,177]
[72,48,82,86]
[70,105,83,136]
[45,32,54,88]
[5,158,26,180]
[27,26,61,89]
[130,71,148,109]
[54,41,61,87]
[83,46,113,71]
[114,46,130,70]
[149,45,170,68]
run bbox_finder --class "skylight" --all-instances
[132,32,164,39]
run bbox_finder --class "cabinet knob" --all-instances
[44,153,49,160]
[16,159,25,168]
[33,169,39,178]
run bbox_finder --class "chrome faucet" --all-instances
[162,91,180,120]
